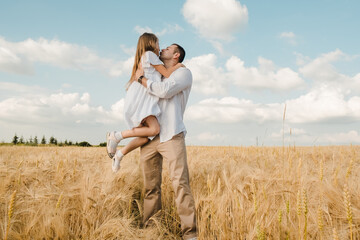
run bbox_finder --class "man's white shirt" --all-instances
[146,67,192,142]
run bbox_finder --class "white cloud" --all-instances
[319,130,360,144]
[120,45,136,56]
[134,24,184,36]
[294,52,311,66]
[186,84,360,124]
[285,86,360,123]
[270,127,306,138]
[299,49,345,82]
[226,56,305,90]
[156,24,184,36]
[209,40,226,55]
[279,32,297,45]
[61,83,72,88]
[0,82,45,95]
[185,97,282,123]
[271,129,360,145]
[185,54,304,95]
[0,36,130,77]
[134,26,153,35]
[196,132,224,141]
[182,0,248,40]
[280,32,295,38]
[184,54,227,95]
[110,99,125,120]
[298,49,360,93]
[109,57,133,77]
[80,92,90,103]
[0,45,33,74]
[0,89,125,126]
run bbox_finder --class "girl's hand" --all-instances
[177,63,186,68]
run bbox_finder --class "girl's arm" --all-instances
[151,63,184,78]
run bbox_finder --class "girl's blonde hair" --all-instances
[127,32,159,89]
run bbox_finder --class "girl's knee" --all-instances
[144,115,160,136]
[152,124,160,136]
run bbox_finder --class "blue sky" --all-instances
[1,0,360,146]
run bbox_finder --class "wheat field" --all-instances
[0,145,359,239]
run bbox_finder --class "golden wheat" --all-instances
[0,145,359,239]
[5,189,17,240]
[343,183,354,240]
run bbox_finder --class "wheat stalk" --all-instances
[317,206,323,240]
[332,228,339,240]
[252,180,258,221]
[303,189,308,240]
[17,159,24,168]
[296,190,302,239]
[56,193,63,209]
[343,184,353,240]
[297,158,302,180]
[319,157,324,182]
[333,165,339,187]
[286,199,290,215]
[346,157,354,179]
[5,190,17,240]
[278,209,283,239]
[257,224,265,240]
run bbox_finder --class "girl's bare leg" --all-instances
[120,116,160,155]
[112,116,159,173]
[121,137,149,155]
[121,116,160,138]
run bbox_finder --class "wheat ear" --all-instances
[343,184,353,240]
[303,189,308,240]
[5,190,17,240]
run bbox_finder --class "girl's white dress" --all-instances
[124,51,163,132]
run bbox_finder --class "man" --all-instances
[135,44,197,240]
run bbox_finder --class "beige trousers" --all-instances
[140,132,197,239]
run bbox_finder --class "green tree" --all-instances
[19,136,24,144]
[34,136,38,145]
[41,135,46,144]
[49,136,55,144]
[78,141,91,147]
[12,134,18,145]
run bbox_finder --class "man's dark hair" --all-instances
[172,43,185,63]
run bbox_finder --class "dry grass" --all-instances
[0,145,359,239]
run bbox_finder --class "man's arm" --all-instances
[136,67,192,99]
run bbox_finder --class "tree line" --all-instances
[10,134,97,147]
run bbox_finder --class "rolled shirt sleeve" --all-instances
[146,68,192,99]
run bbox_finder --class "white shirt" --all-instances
[146,67,192,143]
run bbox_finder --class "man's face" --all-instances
[159,45,177,61]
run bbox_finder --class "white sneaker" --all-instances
[112,154,123,173]
[106,132,120,158]
[187,238,197,240]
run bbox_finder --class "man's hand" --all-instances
[135,63,144,81]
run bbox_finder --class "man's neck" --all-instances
[163,59,177,69]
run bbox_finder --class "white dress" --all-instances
[124,51,163,132]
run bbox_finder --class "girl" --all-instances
[106,32,183,172]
